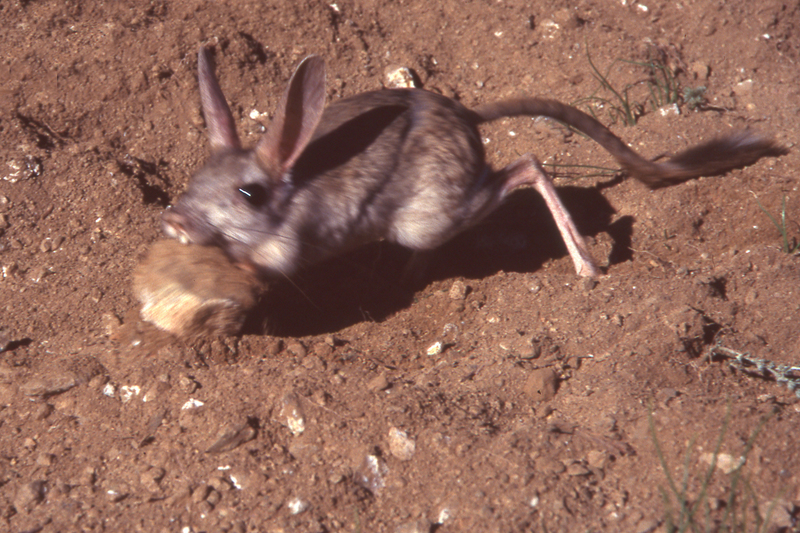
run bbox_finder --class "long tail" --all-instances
[471,99,788,188]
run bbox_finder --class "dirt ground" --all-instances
[1,0,799,531]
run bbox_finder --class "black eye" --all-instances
[238,183,268,206]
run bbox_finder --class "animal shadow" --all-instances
[247,184,628,337]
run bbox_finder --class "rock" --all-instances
[426,342,443,356]
[101,313,122,337]
[191,483,210,504]
[286,341,307,358]
[385,66,417,89]
[287,496,308,515]
[105,483,129,502]
[581,277,598,292]
[658,103,680,117]
[133,240,260,337]
[367,374,390,392]
[354,454,387,494]
[279,393,305,436]
[449,280,468,300]
[208,476,230,492]
[699,452,744,474]
[78,466,97,486]
[388,427,416,461]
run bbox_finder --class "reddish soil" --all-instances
[1,1,799,531]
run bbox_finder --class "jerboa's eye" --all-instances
[238,183,268,206]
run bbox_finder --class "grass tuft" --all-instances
[649,401,780,533]
[575,44,682,127]
[754,194,800,254]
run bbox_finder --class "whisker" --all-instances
[278,271,322,312]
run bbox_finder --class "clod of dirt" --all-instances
[132,240,261,337]
[395,519,432,533]
[21,373,79,397]
[205,421,257,454]
[0,326,11,352]
[13,480,46,512]
[524,367,559,402]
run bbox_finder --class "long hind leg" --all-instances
[498,155,599,278]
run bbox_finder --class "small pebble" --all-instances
[79,466,96,486]
[286,341,307,358]
[582,277,598,292]
[287,497,308,515]
[529,280,542,294]
[302,354,324,370]
[700,452,744,474]
[191,484,210,504]
[280,393,305,435]
[658,103,680,117]
[384,66,417,89]
[367,373,389,392]
[449,280,468,300]
[354,454,386,494]
[388,427,416,461]
[106,486,127,502]
[426,341,443,356]
[29,266,49,283]
[36,453,54,467]
[178,375,198,394]
[208,476,230,492]
[205,488,221,506]
[101,313,121,337]
[33,403,53,420]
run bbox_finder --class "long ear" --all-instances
[198,46,241,152]
[255,55,326,177]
